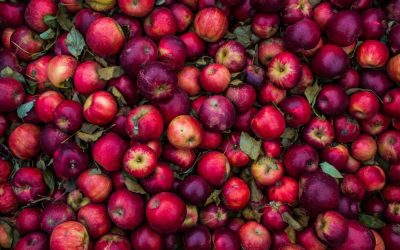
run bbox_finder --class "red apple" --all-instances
[378,130,400,162]
[78,203,111,239]
[315,211,349,246]
[126,105,164,141]
[194,7,227,42]
[53,100,84,133]
[387,54,400,83]
[144,7,177,40]
[0,77,25,113]
[251,106,286,140]
[24,0,57,32]
[123,144,157,178]
[73,61,106,95]
[53,142,89,179]
[251,13,280,39]
[239,221,271,250]
[167,115,204,149]
[158,35,187,70]
[8,123,41,160]
[15,232,49,250]
[222,177,250,211]
[356,40,389,68]
[334,115,360,143]
[251,157,284,186]
[40,203,76,233]
[178,66,201,96]
[77,169,112,202]
[258,38,285,66]
[95,234,131,250]
[197,151,230,187]
[280,95,312,127]
[268,52,302,89]
[47,55,78,88]
[283,143,319,178]
[267,176,299,205]
[10,26,43,61]
[118,0,154,17]
[12,167,47,204]
[0,182,18,214]
[351,134,377,162]
[50,221,89,250]
[140,162,174,194]
[200,63,230,94]
[131,224,163,250]
[215,40,247,73]
[83,91,117,125]
[311,44,349,79]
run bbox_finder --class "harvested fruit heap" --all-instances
[1,0,400,249]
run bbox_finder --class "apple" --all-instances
[221,132,251,168]
[53,100,83,133]
[86,17,125,57]
[95,234,131,250]
[213,228,241,250]
[251,106,286,140]
[162,143,196,171]
[383,88,400,118]
[0,77,25,113]
[282,0,313,24]
[311,44,349,78]
[15,232,49,250]
[332,220,375,250]
[125,105,164,141]
[92,132,128,172]
[53,142,89,179]
[0,159,11,184]
[15,207,41,234]
[54,33,72,56]
[378,130,400,162]
[177,66,201,96]
[338,68,360,90]
[158,35,187,70]
[181,204,199,230]
[75,8,104,35]
[83,91,117,125]
[113,13,142,39]
[251,157,284,186]
[225,84,257,113]
[73,61,106,95]
[258,82,287,105]
[268,52,302,89]
[8,123,41,160]
[0,2,25,28]
[388,54,400,83]
[283,143,319,178]
[131,224,163,250]
[123,144,157,178]
[144,7,177,40]
[194,7,228,42]
[171,3,194,32]
[24,0,57,32]
[86,0,116,11]
[327,10,362,47]
[258,37,285,66]
[0,182,19,214]
[153,89,191,123]
[40,203,76,233]
[197,151,230,187]
[183,225,211,249]
[50,221,89,250]
[351,134,377,161]
[215,40,247,73]
[181,32,205,61]
[146,192,186,234]
[267,176,299,205]
[140,162,174,194]
[244,63,265,89]
[77,169,112,202]
[239,221,271,250]
[389,24,400,54]
[261,202,290,232]
[167,115,203,149]
[361,8,387,40]
[26,55,52,90]
[280,95,312,127]
[316,84,348,116]
[251,13,280,39]
[284,18,321,53]
[199,203,228,230]
[78,203,110,239]
[200,63,230,94]
[12,167,47,204]
[356,40,389,68]
[118,0,154,17]
[108,188,144,230]
[222,177,250,211]
[47,55,78,88]
[10,26,43,61]
[315,211,348,246]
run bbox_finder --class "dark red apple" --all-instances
[12,167,47,204]
[0,77,25,113]
[327,10,363,47]
[283,143,319,178]
[53,142,89,179]
[251,106,285,140]
[40,203,76,233]
[95,234,131,250]
[284,18,321,52]
[24,0,57,32]
[280,95,312,127]
[15,232,49,250]
[10,26,43,61]
[78,203,111,239]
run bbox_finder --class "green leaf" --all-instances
[16,101,34,119]
[57,6,73,31]
[39,28,55,40]
[97,66,124,81]
[282,212,303,231]
[43,15,58,28]
[66,27,86,58]
[280,127,299,148]
[304,81,320,107]
[205,189,221,206]
[359,213,385,229]
[155,0,165,5]
[43,168,55,193]
[76,130,104,142]
[320,162,343,179]
[25,79,38,95]
[37,159,46,170]
[110,86,127,105]
[230,79,243,86]
[0,67,26,83]
[250,179,263,203]
[194,56,213,67]
[124,175,148,195]
[233,25,252,48]
[88,168,102,175]
[239,132,261,160]
[293,208,309,228]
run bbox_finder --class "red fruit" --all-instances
[340,175,365,201]
[86,17,125,57]
[181,32,205,61]
[12,167,47,204]
[381,224,400,249]
[262,140,282,159]
[35,90,65,123]
[24,0,57,32]
[158,35,187,70]
[167,115,203,149]
[73,61,107,95]
[261,202,290,232]
[338,68,360,89]
[40,124,69,156]
[378,130,400,162]
[197,151,230,188]
[179,175,211,206]
[199,204,228,230]
[83,91,117,125]
[315,211,348,246]
[146,192,186,234]
[183,225,212,250]
[170,3,193,32]
[15,232,49,250]
[252,13,280,39]
[356,40,389,68]
[251,106,285,140]
[282,0,313,24]
[297,226,327,250]
[47,55,78,88]
[0,182,18,214]
[333,115,360,143]
[316,84,348,116]
[53,142,89,179]
[361,112,391,136]
[144,7,177,40]
[77,169,112,202]
[194,7,228,42]
[0,2,25,28]
[126,105,164,141]
[213,228,241,250]
[200,63,230,94]
[0,77,25,113]
[95,234,131,250]
[258,38,285,66]
[221,133,251,168]
[302,117,335,149]
[311,44,349,79]
[92,132,128,172]
[50,221,89,250]
[268,52,302,89]
[53,100,84,133]
[389,24,400,54]
[78,203,111,239]
[251,157,284,186]
[131,224,163,250]
[113,13,142,39]
[140,162,174,194]
[332,220,375,250]
[383,88,400,118]
[280,95,312,127]
[8,123,41,160]
[222,177,250,211]
[153,89,191,124]
[123,144,157,178]
[284,18,321,53]
[108,188,144,230]
[16,207,41,234]
[327,10,362,47]
[215,40,247,73]
[283,144,319,178]
[40,203,76,233]
[351,134,377,161]
[26,56,52,89]
[118,0,154,17]
[199,95,236,132]
[177,66,201,96]
[239,221,271,250]
[10,26,43,61]
[162,143,196,171]
[225,84,257,113]
[299,171,340,215]
[356,165,386,192]
[267,176,299,205]
[0,159,11,184]
[387,54,400,83]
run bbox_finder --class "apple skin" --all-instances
[302,117,335,149]
[78,203,111,239]
[251,157,284,186]
[389,24,400,54]
[53,142,89,179]
[267,176,299,205]
[162,143,196,171]
[215,40,247,73]
[284,18,321,53]
[84,91,117,125]
[77,169,112,202]
[199,203,228,230]
[360,8,386,39]
[226,84,257,113]
[311,44,349,79]
[258,82,287,105]
[113,13,142,39]
[146,192,187,234]
[50,221,89,250]
[258,38,285,66]
[378,130,400,162]
[251,13,280,39]
[92,132,128,172]
[383,88,400,118]
[239,221,271,250]
[95,234,131,250]
[40,124,69,156]
[8,123,41,160]
[131,224,163,250]
[297,226,327,250]
[14,232,49,250]
[194,7,228,42]
[0,182,19,214]
[26,55,52,90]
[35,90,65,123]
[280,95,312,128]
[199,95,237,132]
[178,66,201,96]
[338,68,360,90]
[221,133,251,168]
[179,175,211,206]
[47,55,78,88]
[283,143,319,178]
[86,17,125,58]
[316,84,348,116]
[251,106,286,140]
[118,0,154,17]
[108,188,145,230]
[222,177,250,211]
[327,10,363,47]
[123,144,157,178]
[73,61,107,95]
[153,89,191,124]
[197,151,230,188]
[0,2,25,28]
[24,0,57,32]
[170,3,193,33]
[53,100,84,133]
[15,207,41,234]
[332,220,375,250]
[0,77,25,113]
[10,26,43,61]
[261,202,290,232]
[268,52,302,90]
[356,40,389,68]
[200,63,230,94]
[381,224,400,250]
[181,32,205,61]
[315,211,349,246]
[341,174,365,201]
[387,54,400,83]
[213,228,241,250]
[250,0,284,13]
[12,167,47,204]
[167,115,204,149]
[54,33,72,56]
[282,0,313,25]
[126,105,164,141]
[75,8,104,35]
[144,7,177,41]
[40,203,76,233]
[158,35,187,70]
[140,162,174,194]
[361,112,391,136]
[0,159,12,184]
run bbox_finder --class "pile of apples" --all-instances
[1,0,400,249]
